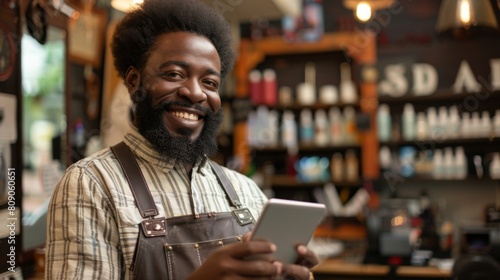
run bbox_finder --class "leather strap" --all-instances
[111,142,158,218]
[208,160,242,208]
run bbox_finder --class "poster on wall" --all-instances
[0,143,11,205]
[0,93,17,143]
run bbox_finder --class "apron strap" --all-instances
[111,142,158,218]
[208,160,242,208]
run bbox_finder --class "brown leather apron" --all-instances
[111,142,255,280]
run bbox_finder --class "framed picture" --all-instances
[69,8,106,68]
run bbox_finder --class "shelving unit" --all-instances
[233,31,379,190]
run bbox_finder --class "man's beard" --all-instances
[134,92,223,165]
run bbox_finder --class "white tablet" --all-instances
[250,198,326,263]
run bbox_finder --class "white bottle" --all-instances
[454,146,467,180]
[416,112,428,140]
[480,111,492,138]
[432,149,444,179]
[343,106,357,144]
[315,109,329,146]
[329,107,343,145]
[268,110,279,147]
[379,146,392,171]
[490,153,500,179]
[471,112,481,138]
[247,111,257,147]
[427,107,438,140]
[494,110,500,137]
[443,147,454,179]
[448,106,461,139]
[461,112,471,139]
[340,62,358,104]
[256,106,270,146]
[402,103,416,141]
[300,109,314,146]
[281,110,298,149]
[437,106,449,139]
[377,104,392,142]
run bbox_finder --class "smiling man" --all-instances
[45,0,318,279]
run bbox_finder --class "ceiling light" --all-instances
[436,0,498,37]
[344,0,395,22]
[111,0,144,13]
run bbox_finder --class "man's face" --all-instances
[130,32,223,163]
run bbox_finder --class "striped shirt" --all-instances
[45,125,268,279]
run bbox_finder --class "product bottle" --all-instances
[345,149,359,182]
[297,62,316,105]
[343,106,358,144]
[329,107,343,145]
[427,107,438,140]
[480,111,492,138]
[249,69,262,105]
[490,153,500,179]
[432,149,444,179]
[281,110,298,149]
[268,110,279,147]
[300,109,314,146]
[377,104,392,142]
[416,112,428,140]
[443,147,454,179]
[471,112,481,138]
[493,110,500,137]
[402,103,416,141]
[314,109,329,147]
[461,112,471,139]
[437,106,449,139]
[340,62,358,104]
[448,106,460,139]
[262,69,278,106]
[330,152,344,182]
[454,146,467,179]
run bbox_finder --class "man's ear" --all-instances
[125,66,141,96]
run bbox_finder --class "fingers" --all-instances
[281,263,311,280]
[294,245,319,268]
[224,239,276,259]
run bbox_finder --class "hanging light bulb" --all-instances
[459,0,471,25]
[343,0,394,22]
[356,2,372,22]
[436,0,498,38]
[111,0,144,13]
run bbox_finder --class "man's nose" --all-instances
[177,79,207,103]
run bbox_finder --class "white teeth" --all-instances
[171,111,199,120]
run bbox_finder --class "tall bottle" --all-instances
[402,103,416,141]
[300,109,314,146]
[262,69,278,106]
[339,62,358,104]
[314,109,329,147]
[377,104,392,142]
[281,110,298,149]
[343,106,357,144]
[329,107,343,145]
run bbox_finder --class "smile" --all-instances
[169,111,200,121]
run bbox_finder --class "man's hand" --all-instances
[277,244,319,280]
[187,239,282,280]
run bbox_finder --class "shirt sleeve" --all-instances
[45,164,124,279]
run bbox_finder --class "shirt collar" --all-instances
[123,124,209,173]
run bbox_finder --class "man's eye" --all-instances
[164,72,182,79]
[204,80,219,89]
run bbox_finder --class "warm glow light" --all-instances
[391,215,406,227]
[459,0,471,24]
[356,2,372,22]
[111,0,144,12]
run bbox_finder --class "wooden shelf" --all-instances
[252,102,360,111]
[379,137,500,149]
[271,174,362,188]
[253,144,361,154]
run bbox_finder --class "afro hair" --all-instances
[111,0,236,80]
